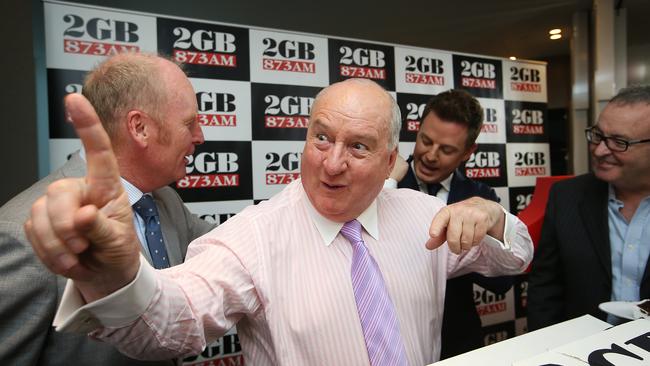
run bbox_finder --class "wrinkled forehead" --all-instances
[311,80,392,126]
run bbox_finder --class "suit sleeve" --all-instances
[527,184,566,330]
[0,220,58,364]
[483,185,500,203]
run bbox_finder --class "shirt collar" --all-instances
[78,148,145,206]
[439,173,453,192]
[301,186,380,246]
[122,179,146,206]
[607,184,622,205]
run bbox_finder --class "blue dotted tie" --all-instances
[132,195,170,269]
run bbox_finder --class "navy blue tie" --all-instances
[427,183,442,196]
[132,195,170,269]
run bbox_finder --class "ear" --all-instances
[125,110,148,148]
[461,143,478,162]
[386,147,398,178]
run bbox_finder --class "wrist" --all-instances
[76,255,140,303]
[486,203,506,240]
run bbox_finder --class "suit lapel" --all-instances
[398,155,420,191]
[642,250,650,297]
[447,170,470,204]
[578,176,612,280]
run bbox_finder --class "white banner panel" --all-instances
[502,60,548,103]
[251,140,305,200]
[249,29,330,87]
[394,47,454,94]
[506,143,551,187]
[44,2,157,70]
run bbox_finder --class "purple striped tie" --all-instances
[341,220,409,366]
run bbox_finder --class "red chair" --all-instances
[517,175,573,271]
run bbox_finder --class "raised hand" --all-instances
[24,93,140,302]
[389,154,409,182]
[426,196,505,254]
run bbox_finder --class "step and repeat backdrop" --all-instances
[44,0,548,364]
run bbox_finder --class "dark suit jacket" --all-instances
[0,152,215,366]
[398,158,512,359]
[527,173,650,330]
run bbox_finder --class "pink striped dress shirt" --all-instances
[57,179,533,365]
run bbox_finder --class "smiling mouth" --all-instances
[418,163,438,174]
[594,159,618,167]
[322,182,345,190]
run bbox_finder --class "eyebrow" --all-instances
[594,127,631,140]
[310,118,378,144]
[310,118,328,130]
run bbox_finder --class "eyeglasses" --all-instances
[584,127,650,152]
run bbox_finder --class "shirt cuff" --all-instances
[482,205,514,251]
[53,255,157,333]
[383,178,398,189]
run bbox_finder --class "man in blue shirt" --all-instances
[528,85,650,329]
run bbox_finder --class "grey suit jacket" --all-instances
[0,152,215,365]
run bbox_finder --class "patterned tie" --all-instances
[340,220,409,366]
[427,182,442,196]
[132,195,170,269]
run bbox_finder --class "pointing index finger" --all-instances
[426,206,450,250]
[65,93,123,207]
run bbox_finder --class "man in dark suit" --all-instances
[0,53,215,365]
[386,89,512,358]
[528,85,650,330]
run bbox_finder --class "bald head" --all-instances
[312,79,401,149]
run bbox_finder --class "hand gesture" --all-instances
[389,154,409,182]
[24,94,140,302]
[426,197,506,254]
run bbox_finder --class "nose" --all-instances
[424,145,439,162]
[323,143,347,175]
[192,121,205,145]
[592,139,610,156]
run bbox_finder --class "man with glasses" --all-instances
[527,85,650,329]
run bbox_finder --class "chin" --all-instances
[417,173,439,185]
[593,169,619,184]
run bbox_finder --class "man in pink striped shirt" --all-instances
[26,77,533,365]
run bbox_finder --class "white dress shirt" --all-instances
[54,179,532,365]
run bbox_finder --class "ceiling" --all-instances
[77,0,650,62]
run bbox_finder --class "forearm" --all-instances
[54,241,258,361]
[55,258,207,359]
[450,214,533,277]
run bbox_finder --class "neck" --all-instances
[613,181,650,201]
[115,150,155,193]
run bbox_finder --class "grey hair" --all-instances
[610,85,650,106]
[312,78,401,150]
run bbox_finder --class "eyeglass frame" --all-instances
[584,126,650,152]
